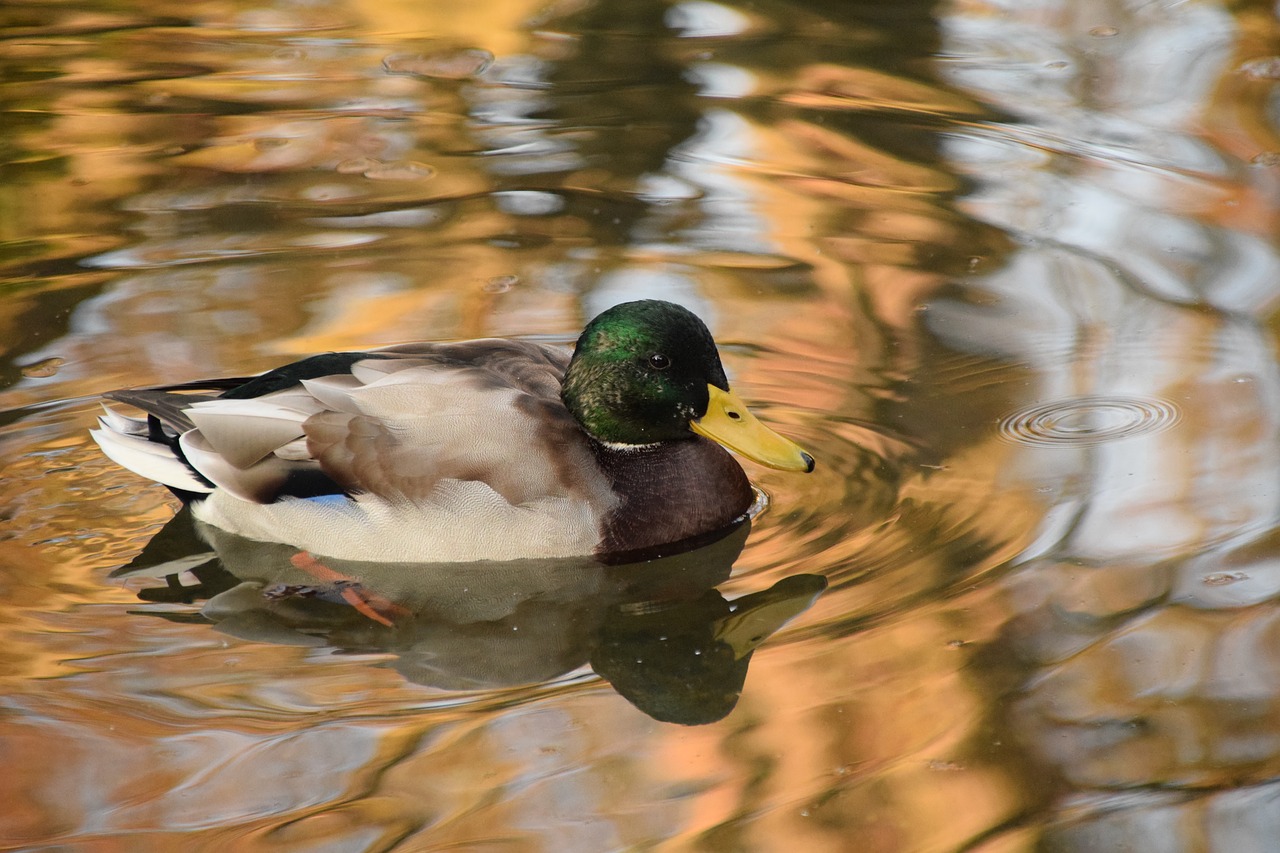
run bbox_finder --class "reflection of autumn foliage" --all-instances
[1,0,1278,849]
[0,0,1016,844]
[936,0,1280,847]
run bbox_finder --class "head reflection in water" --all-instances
[117,509,825,725]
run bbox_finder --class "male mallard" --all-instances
[92,299,814,562]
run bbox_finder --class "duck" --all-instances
[92,299,814,563]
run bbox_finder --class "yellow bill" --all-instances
[691,385,815,472]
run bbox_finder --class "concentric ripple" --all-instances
[999,395,1182,447]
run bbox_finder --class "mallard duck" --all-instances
[92,299,814,562]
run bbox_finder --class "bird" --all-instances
[92,299,814,563]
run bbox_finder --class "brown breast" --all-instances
[592,438,754,558]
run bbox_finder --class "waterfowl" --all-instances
[92,299,814,562]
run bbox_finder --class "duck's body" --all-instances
[93,300,812,562]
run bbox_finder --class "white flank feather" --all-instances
[91,427,213,493]
[98,406,150,436]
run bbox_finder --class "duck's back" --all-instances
[293,340,602,508]
[95,340,622,562]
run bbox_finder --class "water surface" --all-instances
[3,0,1280,850]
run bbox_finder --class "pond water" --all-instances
[3,0,1280,850]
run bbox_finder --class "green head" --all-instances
[562,300,725,446]
[561,300,815,473]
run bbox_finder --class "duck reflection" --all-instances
[114,509,825,726]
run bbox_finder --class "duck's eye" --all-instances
[648,353,671,370]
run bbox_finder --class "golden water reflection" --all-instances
[1,0,1279,849]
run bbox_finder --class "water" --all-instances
[2,0,1279,849]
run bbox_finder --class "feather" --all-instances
[104,389,219,433]
[91,427,213,494]
[185,408,307,469]
[98,406,149,436]
[298,375,363,413]
[178,430,316,503]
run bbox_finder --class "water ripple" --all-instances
[998,395,1182,447]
